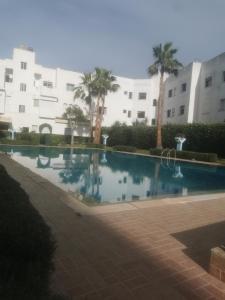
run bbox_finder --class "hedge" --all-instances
[104,123,225,158]
[113,145,137,153]
[149,148,218,162]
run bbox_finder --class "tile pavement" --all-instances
[1,154,225,299]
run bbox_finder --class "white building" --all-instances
[0,46,224,137]
[0,46,159,135]
[163,53,225,124]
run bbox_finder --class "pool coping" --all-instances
[1,152,225,216]
[0,143,224,167]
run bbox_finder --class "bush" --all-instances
[113,145,137,153]
[0,165,56,299]
[104,123,225,157]
[85,143,105,149]
[149,148,218,162]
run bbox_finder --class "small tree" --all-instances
[148,42,182,149]
[63,105,88,145]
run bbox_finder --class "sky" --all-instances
[0,0,225,78]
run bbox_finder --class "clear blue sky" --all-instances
[0,0,224,78]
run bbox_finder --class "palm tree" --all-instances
[92,68,120,144]
[148,42,182,149]
[74,73,96,141]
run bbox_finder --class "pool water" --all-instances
[1,146,225,204]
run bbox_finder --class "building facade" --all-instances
[0,46,224,137]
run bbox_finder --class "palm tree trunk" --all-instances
[156,72,164,149]
[93,95,101,144]
[89,102,93,142]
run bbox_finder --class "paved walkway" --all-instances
[1,154,225,299]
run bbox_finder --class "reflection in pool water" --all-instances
[1,146,225,204]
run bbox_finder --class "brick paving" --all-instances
[1,154,225,299]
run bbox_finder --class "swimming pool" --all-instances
[1,145,225,204]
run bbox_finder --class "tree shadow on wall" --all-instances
[172,221,225,270]
[0,165,68,300]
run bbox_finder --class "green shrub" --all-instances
[85,143,105,149]
[105,123,225,157]
[149,148,218,162]
[113,145,137,153]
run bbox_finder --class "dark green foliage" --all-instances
[0,165,57,299]
[149,148,218,162]
[113,145,137,153]
[85,143,105,149]
[105,123,225,158]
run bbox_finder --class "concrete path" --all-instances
[1,154,225,299]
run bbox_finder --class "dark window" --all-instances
[151,118,156,126]
[19,105,25,113]
[179,105,185,115]
[167,109,171,118]
[205,76,212,88]
[123,109,127,113]
[223,71,225,82]
[128,92,133,99]
[5,68,13,83]
[219,99,225,111]
[168,89,173,98]
[153,99,157,106]
[66,83,74,91]
[124,91,128,95]
[20,83,26,92]
[43,81,53,88]
[181,83,187,92]
[34,73,42,80]
[21,62,27,70]
[137,111,145,118]
[128,111,131,118]
[138,92,147,100]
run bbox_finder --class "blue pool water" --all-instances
[1,145,225,204]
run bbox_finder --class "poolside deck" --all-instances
[1,153,225,299]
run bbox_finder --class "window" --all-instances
[21,62,27,70]
[34,73,42,80]
[20,83,26,92]
[205,76,212,88]
[19,105,25,113]
[33,99,39,107]
[151,118,156,126]
[31,125,38,132]
[123,109,127,113]
[181,83,187,92]
[137,111,145,118]
[5,68,13,83]
[223,71,225,82]
[138,92,147,100]
[66,83,74,91]
[168,89,173,98]
[179,105,185,115]
[128,92,133,99]
[219,99,225,111]
[167,109,171,118]
[124,91,128,95]
[43,81,53,88]
[153,99,157,106]
[128,111,131,118]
